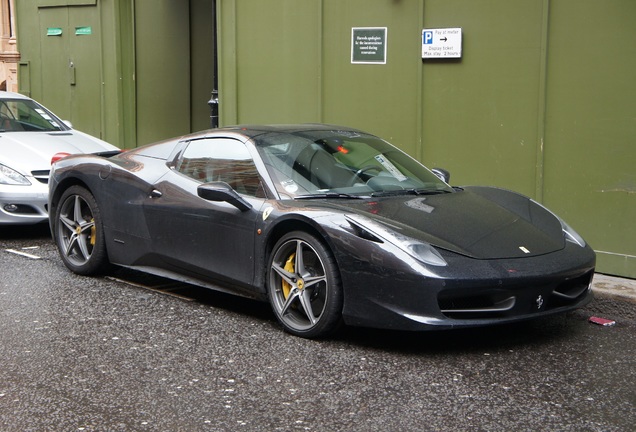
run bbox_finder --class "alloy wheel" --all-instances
[57,192,97,267]
[269,236,332,334]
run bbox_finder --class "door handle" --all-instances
[150,189,163,198]
[69,61,76,86]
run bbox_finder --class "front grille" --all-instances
[547,271,594,308]
[439,291,516,319]
[31,170,50,184]
[438,271,593,319]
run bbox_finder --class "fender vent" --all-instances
[31,170,50,184]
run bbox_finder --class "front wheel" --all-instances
[267,231,343,338]
[54,185,109,275]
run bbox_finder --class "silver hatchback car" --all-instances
[0,91,119,224]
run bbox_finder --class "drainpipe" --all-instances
[535,0,549,203]
[208,0,219,128]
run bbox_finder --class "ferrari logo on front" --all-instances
[262,206,274,221]
[536,295,544,309]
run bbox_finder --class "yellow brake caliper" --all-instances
[282,252,296,299]
[90,218,96,246]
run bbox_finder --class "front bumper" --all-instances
[337,238,596,331]
[0,182,49,224]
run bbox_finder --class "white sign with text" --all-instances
[422,28,462,59]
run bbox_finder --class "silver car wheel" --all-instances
[268,231,343,338]
[54,185,109,275]
[57,193,96,266]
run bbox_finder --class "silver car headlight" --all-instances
[345,214,448,267]
[0,164,31,185]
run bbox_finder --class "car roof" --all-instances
[220,123,365,139]
[0,91,31,101]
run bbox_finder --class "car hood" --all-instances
[318,188,565,259]
[0,130,118,174]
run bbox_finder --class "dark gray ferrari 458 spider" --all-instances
[49,124,595,338]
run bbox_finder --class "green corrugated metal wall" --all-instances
[543,1,636,277]
[16,0,635,278]
[218,0,635,278]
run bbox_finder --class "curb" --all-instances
[591,273,636,304]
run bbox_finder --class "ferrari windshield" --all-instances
[255,129,453,198]
[0,98,68,133]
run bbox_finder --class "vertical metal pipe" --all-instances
[535,0,550,203]
[208,0,219,128]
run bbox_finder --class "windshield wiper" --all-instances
[371,188,453,197]
[414,188,453,195]
[294,192,366,200]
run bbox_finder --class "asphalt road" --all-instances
[1,224,635,431]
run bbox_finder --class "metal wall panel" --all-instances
[420,0,545,199]
[219,0,323,125]
[217,0,635,278]
[543,0,636,277]
[134,1,191,146]
[321,0,423,159]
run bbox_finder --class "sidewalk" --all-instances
[592,273,636,304]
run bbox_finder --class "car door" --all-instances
[143,137,266,288]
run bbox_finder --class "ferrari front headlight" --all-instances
[406,241,448,266]
[345,214,447,267]
[530,199,587,248]
[0,164,31,185]
[561,220,586,247]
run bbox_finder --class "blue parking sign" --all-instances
[423,31,433,45]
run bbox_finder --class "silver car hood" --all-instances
[0,130,118,175]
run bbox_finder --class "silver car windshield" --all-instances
[0,99,67,133]
[255,129,453,198]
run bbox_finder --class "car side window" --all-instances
[177,138,265,198]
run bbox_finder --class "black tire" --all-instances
[53,185,110,275]
[267,231,343,338]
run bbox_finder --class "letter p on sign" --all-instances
[423,31,433,45]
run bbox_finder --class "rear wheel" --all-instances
[268,231,343,338]
[54,185,109,275]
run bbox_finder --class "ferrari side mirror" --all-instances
[431,168,450,184]
[197,182,252,212]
